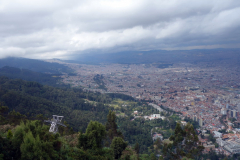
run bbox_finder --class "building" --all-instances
[198,118,203,127]
[237,104,240,113]
[192,115,204,127]
[221,108,227,115]
[152,134,163,141]
[216,138,224,147]
[213,131,222,138]
[151,114,161,118]
[223,139,240,154]
[203,141,215,152]
[181,121,187,126]
[193,115,197,121]
[231,110,237,118]
[226,104,229,109]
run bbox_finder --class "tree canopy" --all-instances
[163,122,204,160]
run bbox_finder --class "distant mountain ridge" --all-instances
[0,57,73,74]
[74,48,240,64]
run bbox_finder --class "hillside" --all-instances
[0,57,73,74]
[0,76,154,151]
[0,66,67,87]
[0,76,166,154]
[0,76,111,131]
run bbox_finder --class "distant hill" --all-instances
[0,57,73,74]
[74,48,240,64]
[0,66,67,87]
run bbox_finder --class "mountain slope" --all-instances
[0,57,73,74]
[0,76,111,131]
[0,66,66,87]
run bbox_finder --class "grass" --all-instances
[109,104,120,109]
[107,99,137,110]
[163,139,173,144]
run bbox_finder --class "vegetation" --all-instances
[162,123,204,160]
[0,76,181,155]
[106,93,135,101]
[0,66,68,87]
[1,120,63,159]
[111,137,128,159]
[0,57,73,74]
[0,76,111,131]
[93,74,107,91]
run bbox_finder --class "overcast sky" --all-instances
[0,0,240,59]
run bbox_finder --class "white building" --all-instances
[224,140,240,154]
[151,114,161,118]
[221,108,227,115]
[213,131,222,138]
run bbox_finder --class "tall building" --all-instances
[237,104,240,113]
[230,110,237,118]
[198,118,203,127]
[226,104,229,109]
[221,108,227,115]
[193,115,197,121]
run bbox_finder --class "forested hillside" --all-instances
[0,110,130,160]
[0,76,111,131]
[0,76,155,152]
[0,57,73,74]
[0,76,185,154]
[0,66,67,87]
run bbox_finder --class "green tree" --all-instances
[86,121,106,149]
[134,142,140,154]
[12,120,60,159]
[162,123,204,160]
[7,129,13,139]
[208,133,216,143]
[0,106,8,125]
[0,134,14,159]
[0,105,8,114]
[78,121,106,150]
[106,110,123,141]
[20,131,36,160]
[150,153,157,160]
[110,137,127,159]
[0,154,3,160]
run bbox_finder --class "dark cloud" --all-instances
[0,0,240,59]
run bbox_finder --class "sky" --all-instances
[0,0,240,59]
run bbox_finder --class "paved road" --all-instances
[148,103,165,112]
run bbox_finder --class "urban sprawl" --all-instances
[48,60,240,156]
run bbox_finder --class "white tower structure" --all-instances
[44,115,66,133]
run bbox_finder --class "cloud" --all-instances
[0,0,240,59]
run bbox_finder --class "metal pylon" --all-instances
[44,115,66,133]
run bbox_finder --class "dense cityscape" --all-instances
[47,59,240,155]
